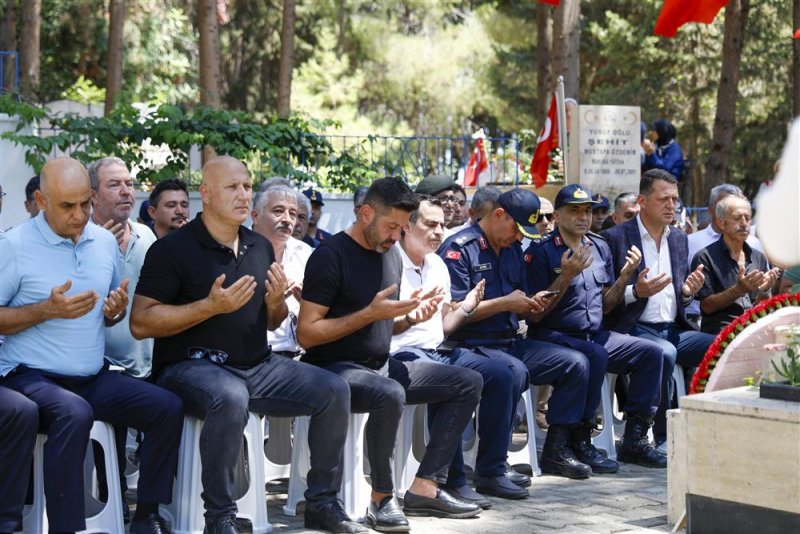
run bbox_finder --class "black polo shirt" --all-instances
[691,237,769,334]
[300,232,402,369]
[136,213,273,377]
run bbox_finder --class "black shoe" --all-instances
[203,515,240,534]
[366,496,410,532]
[445,484,492,509]
[618,413,667,468]
[403,488,481,518]
[305,500,368,533]
[571,419,619,474]
[504,462,532,487]
[130,513,170,534]
[540,424,593,479]
[474,475,529,500]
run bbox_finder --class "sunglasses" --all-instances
[540,212,554,222]
[189,347,229,365]
[435,195,467,207]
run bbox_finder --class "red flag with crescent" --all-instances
[530,95,558,189]
[464,137,488,187]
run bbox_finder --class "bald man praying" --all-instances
[0,157,183,534]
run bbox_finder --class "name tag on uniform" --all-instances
[475,263,493,272]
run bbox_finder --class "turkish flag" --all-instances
[794,28,800,39]
[538,0,560,5]
[464,137,488,187]
[530,95,558,189]
[654,0,730,38]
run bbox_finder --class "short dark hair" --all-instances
[452,183,466,197]
[364,177,419,215]
[471,185,501,211]
[409,194,443,224]
[614,192,638,210]
[353,186,370,208]
[149,178,189,207]
[25,175,41,202]
[640,169,678,196]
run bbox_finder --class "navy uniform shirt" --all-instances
[439,225,527,336]
[525,229,614,335]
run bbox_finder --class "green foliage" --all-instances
[0,99,375,191]
[771,342,800,386]
[61,76,106,104]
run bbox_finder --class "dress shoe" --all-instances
[366,496,410,532]
[445,484,492,509]
[203,515,240,534]
[540,424,593,479]
[504,462,531,487]
[571,419,619,474]
[305,500,367,533]
[403,488,481,518]
[130,512,170,534]
[474,475,529,500]
[618,414,667,468]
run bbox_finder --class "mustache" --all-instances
[276,222,293,232]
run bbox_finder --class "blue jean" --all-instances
[324,356,481,493]
[1,366,183,532]
[157,355,350,523]
[425,346,528,483]
[529,329,664,418]
[630,322,714,441]
[0,386,38,533]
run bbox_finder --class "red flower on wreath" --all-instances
[689,292,800,394]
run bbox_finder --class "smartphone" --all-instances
[541,290,560,298]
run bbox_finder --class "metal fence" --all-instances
[0,51,19,94]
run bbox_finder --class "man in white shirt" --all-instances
[602,169,715,454]
[392,197,531,501]
[251,185,313,356]
[686,184,766,321]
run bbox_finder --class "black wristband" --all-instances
[632,284,642,300]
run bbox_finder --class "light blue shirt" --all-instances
[0,213,120,377]
[95,219,156,377]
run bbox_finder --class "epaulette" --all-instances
[452,232,478,248]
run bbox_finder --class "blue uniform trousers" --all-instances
[630,322,714,442]
[403,346,528,483]
[528,329,664,419]
[458,337,589,427]
[0,386,38,533]
[1,366,183,532]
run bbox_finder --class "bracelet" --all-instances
[632,284,642,300]
[110,310,124,321]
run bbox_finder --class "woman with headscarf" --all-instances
[642,118,685,180]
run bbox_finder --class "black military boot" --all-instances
[618,413,667,468]
[571,419,619,474]
[540,424,592,479]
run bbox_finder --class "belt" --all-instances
[449,330,518,341]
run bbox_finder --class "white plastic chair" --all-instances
[263,416,293,483]
[160,412,271,534]
[283,412,371,520]
[20,421,125,534]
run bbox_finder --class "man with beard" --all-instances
[691,194,778,334]
[391,196,528,504]
[297,178,482,532]
[148,178,190,239]
[251,185,312,357]
[132,156,357,534]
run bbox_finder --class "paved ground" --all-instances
[261,461,672,534]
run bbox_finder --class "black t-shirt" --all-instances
[300,231,401,369]
[136,214,273,377]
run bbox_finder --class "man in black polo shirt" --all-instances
[131,156,362,534]
[297,178,482,532]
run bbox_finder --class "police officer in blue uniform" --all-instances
[302,188,333,243]
[525,184,666,469]
[440,188,598,482]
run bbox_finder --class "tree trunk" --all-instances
[276,0,295,117]
[337,0,346,55]
[536,2,553,116]
[198,0,222,109]
[552,0,580,100]
[794,0,800,117]
[705,0,750,190]
[104,0,125,115]
[1,0,18,93]
[18,0,40,101]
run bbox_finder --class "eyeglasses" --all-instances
[435,195,466,207]
[188,347,229,365]
[540,213,554,222]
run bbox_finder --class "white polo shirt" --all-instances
[270,237,313,353]
[389,243,452,353]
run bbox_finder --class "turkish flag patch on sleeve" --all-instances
[524,254,533,263]
[445,250,461,261]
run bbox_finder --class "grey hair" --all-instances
[259,176,293,191]
[295,190,311,213]
[471,186,502,211]
[87,157,127,190]
[253,184,297,215]
[708,183,744,208]
[614,192,638,211]
[715,194,750,220]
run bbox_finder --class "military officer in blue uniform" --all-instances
[302,188,333,243]
[440,188,599,482]
[525,184,666,469]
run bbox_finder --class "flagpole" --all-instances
[556,76,569,184]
